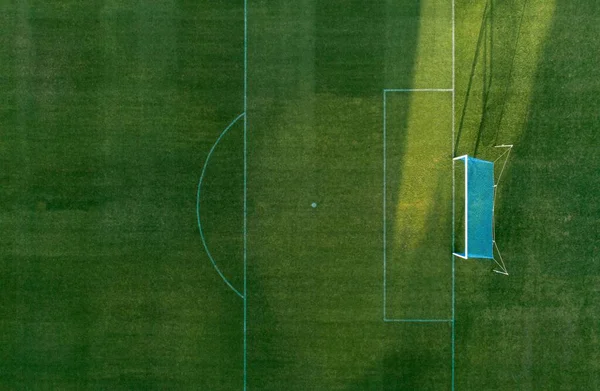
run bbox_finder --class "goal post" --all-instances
[453,155,494,259]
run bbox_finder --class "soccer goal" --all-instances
[453,146,512,275]
[453,155,494,259]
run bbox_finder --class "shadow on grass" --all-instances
[458,1,600,388]
[246,263,292,390]
[495,0,600,281]
[383,0,421,318]
[454,0,491,155]
[455,0,530,157]
[388,172,453,318]
[346,350,426,390]
[347,323,451,391]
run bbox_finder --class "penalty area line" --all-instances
[384,318,453,323]
[384,88,453,92]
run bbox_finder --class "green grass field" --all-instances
[1,0,598,390]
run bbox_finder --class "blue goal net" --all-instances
[453,156,494,259]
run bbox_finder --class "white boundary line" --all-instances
[384,318,453,323]
[243,0,248,389]
[383,90,387,320]
[384,88,453,92]
[451,0,456,388]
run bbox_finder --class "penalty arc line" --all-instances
[196,112,246,300]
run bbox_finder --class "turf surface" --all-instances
[0,0,598,390]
